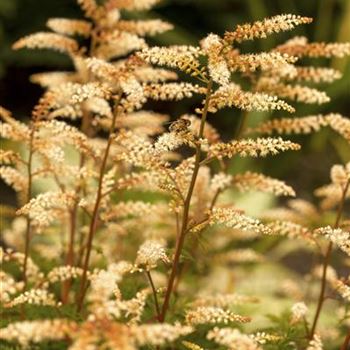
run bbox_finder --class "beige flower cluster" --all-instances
[275,36,350,58]
[224,14,312,43]
[207,83,295,113]
[208,137,300,159]
[232,171,295,196]
[13,32,79,54]
[5,288,59,308]
[46,18,92,37]
[134,239,170,270]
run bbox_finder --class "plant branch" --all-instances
[76,95,121,312]
[159,79,213,322]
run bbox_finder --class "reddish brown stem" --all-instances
[61,152,86,304]
[159,79,212,322]
[309,178,350,339]
[76,97,120,312]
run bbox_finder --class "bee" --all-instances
[168,117,191,133]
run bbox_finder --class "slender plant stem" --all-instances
[61,151,86,304]
[309,178,350,339]
[173,188,221,295]
[159,79,213,322]
[76,96,121,312]
[341,331,350,350]
[22,125,35,291]
[146,271,161,321]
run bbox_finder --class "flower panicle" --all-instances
[224,14,312,44]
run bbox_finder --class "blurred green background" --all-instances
[0,0,349,204]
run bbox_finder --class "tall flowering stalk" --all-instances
[159,78,213,322]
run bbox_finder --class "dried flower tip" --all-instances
[186,307,251,325]
[224,14,312,43]
[314,226,350,256]
[13,32,79,54]
[135,240,170,270]
[207,83,295,113]
[209,137,300,159]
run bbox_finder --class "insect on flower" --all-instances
[168,117,191,133]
